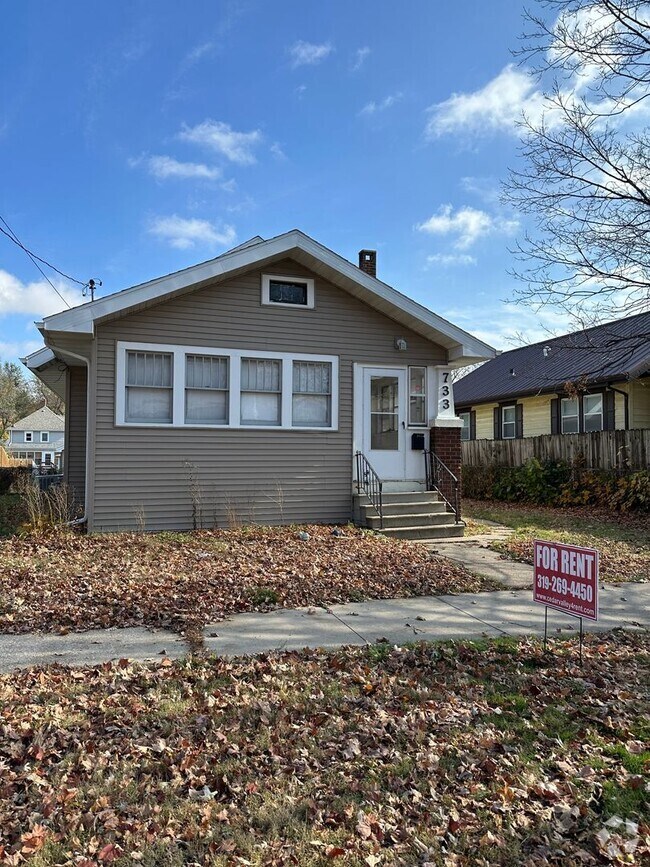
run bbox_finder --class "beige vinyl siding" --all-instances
[629,379,650,429]
[91,258,446,532]
[65,365,87,508]
[521,395,552,437]
[474,403,497,439]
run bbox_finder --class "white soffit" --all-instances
[39,230,495,361]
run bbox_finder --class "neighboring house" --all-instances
[455,312,650,442]
[5,404,65,469]
[23,230,494,533]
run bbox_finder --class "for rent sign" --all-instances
[533,540,599,621]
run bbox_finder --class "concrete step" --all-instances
[355,491,440,506]
[378,500,449,516]
[380,523,465,540]
[366,511,454,529]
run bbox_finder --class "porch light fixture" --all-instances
[395,337,408,351]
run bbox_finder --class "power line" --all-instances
[0,216,86,286]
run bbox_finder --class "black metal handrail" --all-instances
[424,449,462,524]
[355,451,383,529]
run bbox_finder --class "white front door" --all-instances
[362,367,406,479]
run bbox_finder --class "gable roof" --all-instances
[454,311,650,406]
[10,404,65,432]
[36,229,495,366]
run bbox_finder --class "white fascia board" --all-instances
[22,346,56,370]
[39,229,496,361]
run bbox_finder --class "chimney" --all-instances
[358,249,377,278]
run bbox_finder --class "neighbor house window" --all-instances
[408,366,427,427]
[292,361,331,427]
[561,398,579,434]
[460,411,471,441]
[125,350,173,423]
[241,358,282,426]
[185,354,229,424]
[583,394,604,432]
[502,405,516,439]
[40,431,49,443]
[261,274,315,309]
[24,432,33,443]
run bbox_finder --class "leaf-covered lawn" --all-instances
[0,632,648,866]
[0,526,498,637]
[462,501,650,584]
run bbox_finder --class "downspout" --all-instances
[607,384,629,430]
[52,347,92,528]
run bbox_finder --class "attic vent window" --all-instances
[262,274,315,309]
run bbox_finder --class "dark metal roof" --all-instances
[454,311,650,407]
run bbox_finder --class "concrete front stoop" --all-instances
[354,489,464,540]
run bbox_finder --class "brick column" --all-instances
[429,423,462,505]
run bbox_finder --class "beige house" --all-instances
[24,231,494,533]
[455,312,650,442]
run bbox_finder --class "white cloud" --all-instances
[351,46,370,71]
[0,338,42,361]
[295,84,307,98]
[443,300,573,352]
[184,41,215,65]
[0,269,78,318]
[270,142,287,161]
[425,64,546,138]
[148,216,236,250]
[134,155,222,181]
[427,253,477,267]
[179,120,263,165]
[289,40,333,68]
[360,92,403,116]
[417,205,519,249]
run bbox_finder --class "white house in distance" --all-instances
[5,404,65,469]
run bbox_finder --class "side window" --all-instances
[125,351,173,423]
[583,394,604,432]
[241,358,282,425]
[501,405,516,439]
[459,411,471,441]
[408,367,427,427]
[561,398,579,434]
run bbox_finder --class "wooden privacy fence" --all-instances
[462,429,649,472]
[0,446,30,468]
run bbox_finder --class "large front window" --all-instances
[116,343,338,430]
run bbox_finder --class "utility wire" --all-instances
[0,215,80,308]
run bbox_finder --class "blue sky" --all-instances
[0,0,571,366]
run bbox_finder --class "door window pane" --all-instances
[561,398,579,434]
[241,358,281,425]
[583,394,603,432]
[371,376,399,450]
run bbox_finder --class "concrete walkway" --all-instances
[0,583,647,672]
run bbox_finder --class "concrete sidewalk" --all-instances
[0,582,646,672]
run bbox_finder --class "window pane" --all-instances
[583,395,602,415]
[293,394,330,426]
[126,351,172,387]
[186,355,228,389]
[562,416,579,434]
[269,280,308,305]
[502,422,516,439]
[502,405,516,424]
[409,367,426,395]
[241,393,280,425]
[371,413,399,450]
[186,389,228,424]
[561,398,578,418]
[460,412,470,441]
[126,387,172,423]
[409,396,426,426]
[584,411,603,432]
[242,359,281,392]
[293,361,331,394]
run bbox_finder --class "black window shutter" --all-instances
[493,407,501,440]
[515,403,524,439]
[470,410,476,441]
[551,398,559,434]
[604,391,616,430]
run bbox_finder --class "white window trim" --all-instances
[261,274,315,309]
[560,397,579,434]
[407,365,428,428]
[40,431,50,443]
[24,431,33,443]
[115,341,338,431]
[501,405,516,440]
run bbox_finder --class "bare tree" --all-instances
[504,0,650,341]
[30,378,65,416]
